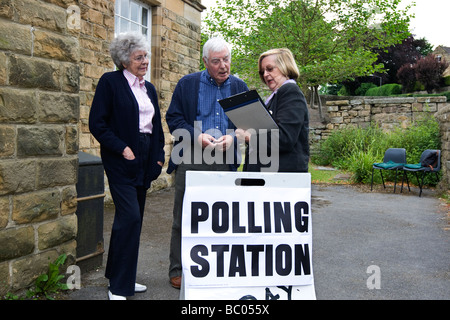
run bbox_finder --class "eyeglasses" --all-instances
[259,65,278,76]
[207,56,230,66]
[133,54,149,63]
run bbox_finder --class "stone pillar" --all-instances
[0,0,79,295]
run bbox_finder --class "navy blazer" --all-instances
[166,71,249,173]
[89,71,165,188]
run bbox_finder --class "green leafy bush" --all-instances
[311,114,441,185]
[365,83,403,96]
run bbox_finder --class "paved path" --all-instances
[66,183,449,300]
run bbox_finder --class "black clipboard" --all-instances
[218,90,278,131]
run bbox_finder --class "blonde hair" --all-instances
[258,48,299,83]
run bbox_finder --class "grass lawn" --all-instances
[309,165,351,184]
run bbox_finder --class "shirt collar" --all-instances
[123,69,145,88]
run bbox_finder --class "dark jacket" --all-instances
[165,71,249,173]
[245,82,309,172]
[89,71,165,188]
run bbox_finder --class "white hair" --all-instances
[202,37,231,60]
[110,32,150,70]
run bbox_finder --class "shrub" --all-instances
[365,83,402,96]
[311,114,441,185]
[397,63,416,93]
[415,54,449,93]
[355,82,377,96]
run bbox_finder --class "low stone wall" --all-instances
[309,96,449,191]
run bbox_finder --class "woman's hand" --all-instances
[122,146,135,160]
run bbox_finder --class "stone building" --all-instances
[0,0,205,295]
[433,46,450,77]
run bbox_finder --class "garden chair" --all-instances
[402,149,441,197]
[371,148,407,193]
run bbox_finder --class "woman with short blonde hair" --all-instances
[236,47,309,173]
[258,48,299,84]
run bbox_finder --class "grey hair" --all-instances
[110,32,150,71]
[202,37,231,60]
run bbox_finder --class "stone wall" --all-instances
[0,0,79,295]
[0,0,205,295]
[436,104,450,190]
[310,96,449,190]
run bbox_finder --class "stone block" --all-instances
[0,87,37,123]
[12,189,60,224]
[0,160,36,195]
[0,52,6,85]
[11,250,59,290]
[37,92,79,123]
[61,186,77,215]
[37,214,77,250]
[62,63,80,93]
[15,0,66,32]
[37,157,78,188]
[0,125,15,157]
[34,30,80,63]
[0,226,34,262]
[65,125,79,154]
[0,196,9,229]
[9,55,60,91]
[17,126,64,157]
[0,261,9,296]
[0,20,31,55]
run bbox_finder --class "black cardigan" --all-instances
[89,71,165,188]
[244,83,309,172]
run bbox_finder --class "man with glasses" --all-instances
[165,37,249,289]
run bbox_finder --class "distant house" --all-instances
[433,45,450,77]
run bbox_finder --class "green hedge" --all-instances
[365,83,403,96]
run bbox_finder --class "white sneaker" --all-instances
[108,290,126,300]
[135,283,147,293]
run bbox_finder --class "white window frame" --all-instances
[115,0,152,81]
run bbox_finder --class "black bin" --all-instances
[76,151,105,273]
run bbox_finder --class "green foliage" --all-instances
[355,82,377,96]
[443,76,450,86]
[203,0,413,89]
[365,83,402,96]
[27,254,69,300]
[311,114,441,185]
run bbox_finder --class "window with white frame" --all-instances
[115,0,152,80]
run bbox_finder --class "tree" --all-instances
[203,0,414,91]
[373,35,433,84]
[414,54,449,93]
[397,63,416,93]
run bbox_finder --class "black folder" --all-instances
[218,90,278,131]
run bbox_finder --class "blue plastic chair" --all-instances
[402,150,441,197]
[371,148,407,193]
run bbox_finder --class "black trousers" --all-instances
[105,133,151,296]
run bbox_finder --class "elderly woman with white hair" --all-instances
[89,32,165,300]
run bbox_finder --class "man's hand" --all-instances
[198,133,217,149]
[214,134,233,151]
[235,128,251,143]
